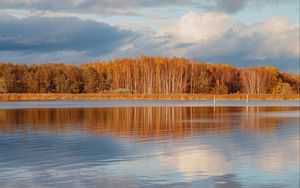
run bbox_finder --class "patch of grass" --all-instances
[0,93,299,101]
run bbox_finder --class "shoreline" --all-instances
[0,93,299,101]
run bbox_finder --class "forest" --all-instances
[0,56,299,94]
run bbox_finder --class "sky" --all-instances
[0,0,299,72]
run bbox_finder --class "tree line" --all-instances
[0,56,299,94]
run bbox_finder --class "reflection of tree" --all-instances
[241,106,297,133]
[0,107,298,138]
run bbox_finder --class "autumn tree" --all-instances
[65,65,83,93]
[81,66,99,93]
[0,77,7,93]
[273,82,294,94]
[193,64,212,93]
[0,56,298,95]
[242,66,278,94]
[24,65,39,93]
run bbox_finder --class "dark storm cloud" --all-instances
[0,16,135,54]
[215,0,248,13]
[0,0,296,14]
[213,0,297,13]
[0,0,192,12]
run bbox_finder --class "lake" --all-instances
[0,100,299,187]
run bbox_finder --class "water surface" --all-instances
[0,99,299,109]
[0,101,299,187]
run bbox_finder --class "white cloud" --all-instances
[157,11,299,61]
[240,17,299,59]
[157,12,239,43]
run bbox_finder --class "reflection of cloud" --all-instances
[257,156,284,172]
[158,134,299,180]
[255,138,300,172]
[159,146,231,179]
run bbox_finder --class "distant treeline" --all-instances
[0,56,299,94]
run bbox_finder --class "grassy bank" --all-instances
[0,93,299,101]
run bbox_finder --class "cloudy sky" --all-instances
[0,0,299,72]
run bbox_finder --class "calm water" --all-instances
[0,101,299,187]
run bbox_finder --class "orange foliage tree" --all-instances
[0,56,298,94]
